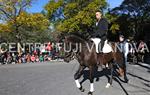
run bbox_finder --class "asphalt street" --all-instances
[0,60,150,95]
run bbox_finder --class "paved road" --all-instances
[0,60,150,95]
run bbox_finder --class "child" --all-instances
[31,54,35,63]
[39,53,44,62]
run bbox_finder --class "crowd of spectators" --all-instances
[0,42,64,65]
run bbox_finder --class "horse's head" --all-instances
[63,35,86,63]
[63,51,75,63]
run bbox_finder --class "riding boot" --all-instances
[99,40,104,53]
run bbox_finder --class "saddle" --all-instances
[90,38,113,53]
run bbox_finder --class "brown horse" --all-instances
[63,35,128,95]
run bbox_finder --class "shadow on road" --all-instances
[80,68,129,95]
[127,72,150,94]
[78,64,150,95]
[80,68,112,84]
[127,72,150,83]
[142,82,150,88]
[136,63,150,72]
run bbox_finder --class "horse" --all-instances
[63,34,128,95]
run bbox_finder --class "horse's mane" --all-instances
[65,34,88,44]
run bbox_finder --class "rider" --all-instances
[91,10,109,53]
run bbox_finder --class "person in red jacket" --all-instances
[46,42,52,57]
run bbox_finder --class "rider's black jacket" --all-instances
[92,18,108,40]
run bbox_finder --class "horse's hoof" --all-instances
[105,83,111,88]
[96,78,99,82]
[88,91,93,95]
[79,86,85,92]
[125,79,129,83]
[80,88,85,92]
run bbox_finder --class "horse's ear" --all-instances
[64,36,69,42]
[64,36,68,40]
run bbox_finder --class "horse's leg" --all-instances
[110,63,114,84]
[95,66,99,81]
[88,66,94,95]
[106,63,113,88]
[117,61,129,83]
[74,65,85,92]
[123,65,129,83]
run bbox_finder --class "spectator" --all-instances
[46,42,52,59]
[39,53,44,62]
[31,54,35,63]
[18,56,22,64]
[44,54,48,61]
[6,52,12,64]
[138,40,145,53]
[35,55,39,62]
[12,53,16,64]
[22,54,26,63]
[26,53,31,63]
[119,35,129,64]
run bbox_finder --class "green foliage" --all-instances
[14,12,50,32]
[0,0,32,21]
[45,0,108,33]
[110,23,119,33]
[45,0,63,19]
[110,0,150,39]
[64,2,78,18]
[105,12,120,34]
[0,0,51,42]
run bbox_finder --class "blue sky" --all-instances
[107,0,123,9]
[27,0,123,13]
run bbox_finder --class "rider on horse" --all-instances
[90,10,109,53]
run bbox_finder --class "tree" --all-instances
[0,0,50,42]
[0,12,50,42]
[0,23,11,32]
[0,0,33,42]
[45,0,108,38]
[105,11,120,34]
[0,0,32,21]
[110,0,150,40]
[45,0,64,20]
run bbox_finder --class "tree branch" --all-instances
[0,8,11,19]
